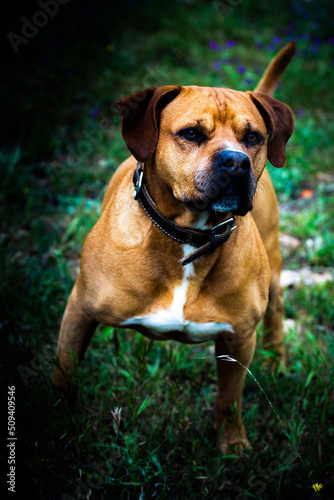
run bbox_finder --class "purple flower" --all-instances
[213,61,221,70]
[296,108,304,116]
[245,78,254,86]
[273,36,281,44]
[91,107,99,118]
[208,40,218,51]
[255,41,264,49]
[328,38,334,46]
[268,43,275,51]
[237,66,245,74]
[285,29,293,36]
[226,40,236,48]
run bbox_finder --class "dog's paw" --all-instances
[51,366,78,402]
[217,422,250,455]
[261,343,286,371]
[218,435,250,456]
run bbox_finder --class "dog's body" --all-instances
[52,43,295,453]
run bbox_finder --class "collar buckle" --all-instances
[134,165,144,199]
[210,217,236,236]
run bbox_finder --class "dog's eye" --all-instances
[244,131,261,145]
[180,128,205,143]
[185,129,197,138]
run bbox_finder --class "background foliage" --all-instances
[1,0,334,498]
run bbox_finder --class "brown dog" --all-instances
[52,43,295,453]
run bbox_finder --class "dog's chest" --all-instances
[120,245,233,343]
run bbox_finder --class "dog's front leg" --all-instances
[215,332,256,454]
[51,281,98,398]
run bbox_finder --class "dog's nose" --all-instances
[217,150,250,177]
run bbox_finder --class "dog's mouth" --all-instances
[184,168,257,216]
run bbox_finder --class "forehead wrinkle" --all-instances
[183,86,230,125]
[211,88,239,131]
[163,86,257,134]
[212,88,227,122]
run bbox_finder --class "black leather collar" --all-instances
[133,162,236,265]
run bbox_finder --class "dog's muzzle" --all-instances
[193,150,257,216]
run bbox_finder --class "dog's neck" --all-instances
[133,161,237,265]
[142,160,228,229]
[143,161,197,227]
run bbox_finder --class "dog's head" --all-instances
[117,85,294,216]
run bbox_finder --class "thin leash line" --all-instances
[198,353,310,476]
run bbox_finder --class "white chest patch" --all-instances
[120,243,234,343]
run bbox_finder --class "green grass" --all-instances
[2,0,334,498]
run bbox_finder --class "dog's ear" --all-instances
[117,86,182,162]
[246,92,294,168]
